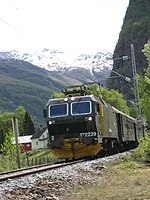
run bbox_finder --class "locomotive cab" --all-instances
[44,94,103,159]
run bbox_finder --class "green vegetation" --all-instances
[0,129,15,155]
[0,149,57,172]
[119,0,150,50]
[139,40,150,128]
[0,102,56,172]
[0,59,80,127]
[131,131,150,161]
[109,0,150,103]
[61,163,150,200]
[61,131,150,200]
[22,111,35,136]
[0,106,35,152]
[89,84,129,114]
[122,1,150,39]
[101,88,129,114]
[0,129,17,171]
[14,106,26,136]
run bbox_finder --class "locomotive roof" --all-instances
[46,94,136,122]
[46,94,100,105]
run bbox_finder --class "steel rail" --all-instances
[0,159,85,182]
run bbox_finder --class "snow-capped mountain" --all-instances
[0,48,113,86]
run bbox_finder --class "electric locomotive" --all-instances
[43,84,144,159]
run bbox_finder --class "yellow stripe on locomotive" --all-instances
[51,138,102,159]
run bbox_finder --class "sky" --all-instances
[0,0,129,54]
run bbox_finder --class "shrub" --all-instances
[131,131,150,161]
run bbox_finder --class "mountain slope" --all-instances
[0,59,81,126]
[109,0,150,99]
[0,49,113,126]
[0,49,113,86]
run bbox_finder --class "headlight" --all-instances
[71,97,75,101]
[88,117,92,121]
[49,120,55,125]
[85,117,92,121]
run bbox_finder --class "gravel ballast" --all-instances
[0,152,130,200]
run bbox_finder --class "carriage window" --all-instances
[49,103,68,117]
[71,101,91,115]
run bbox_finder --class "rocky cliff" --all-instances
[109,0,150,100]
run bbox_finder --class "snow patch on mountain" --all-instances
[0,48,113,84]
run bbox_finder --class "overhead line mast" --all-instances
[131,43,141,119]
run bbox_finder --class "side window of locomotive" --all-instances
[49,103,68,117]
[71,101,91,115]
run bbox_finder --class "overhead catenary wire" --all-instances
[0,17,25,36]
[0,0,30,38]
[6,0,28,17]
[0,0,43,50]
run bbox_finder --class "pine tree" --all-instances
[22,111,35,136]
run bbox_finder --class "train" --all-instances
[43,83,144,159]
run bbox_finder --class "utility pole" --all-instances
[12,117,21,169]
[131,43,141,119]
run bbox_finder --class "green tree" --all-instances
[101,88,130,114]
[140,40,150,128]
[0,112,13,133]
[1,128,15,155]
[129,101,137,118]
[87,84,129,114]
[14,106,26,136]
[22,111,35,136]
[52,92,65,99]
[0,112,14,149]
[143,40,150,64]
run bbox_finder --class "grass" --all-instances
[60,131,150,200]
[60,160,150,200]
[0,149,57,172]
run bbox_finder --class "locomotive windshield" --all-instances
[49,103,68,117]
[71,101,91,115]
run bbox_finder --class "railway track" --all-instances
[0,149,135,182]
[0,159,86,182]
[0,148,136,183]
[0,151,134,200]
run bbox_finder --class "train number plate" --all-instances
[80,132,96,137]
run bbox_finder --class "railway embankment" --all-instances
[1,151,149,200]
[61,157,150,200]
